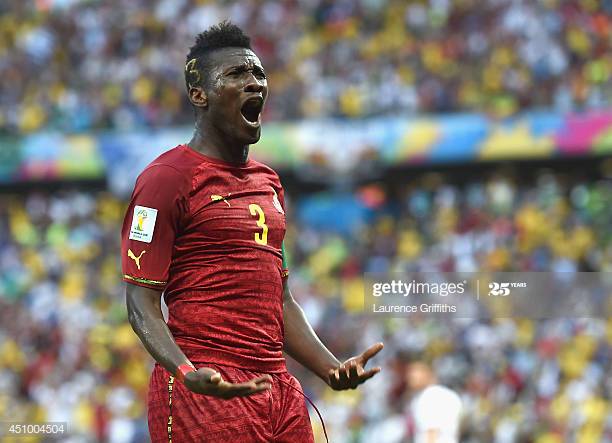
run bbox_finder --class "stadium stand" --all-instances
[1,0,610,133]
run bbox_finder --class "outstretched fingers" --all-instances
[359,342,384,365]
[218,375,272,398]
[358,366,381,383]
[349,361,360,379]
[327,342,384,390]
[328,367,344,386]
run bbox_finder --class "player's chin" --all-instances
[239,117,262,144]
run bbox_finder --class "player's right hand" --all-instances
[183,367,272,399]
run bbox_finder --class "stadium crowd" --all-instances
[1,170,611,442]
[2,0,611,134]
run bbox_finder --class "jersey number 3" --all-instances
[249,204,268,245]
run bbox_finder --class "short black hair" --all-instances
[185,21,252,90]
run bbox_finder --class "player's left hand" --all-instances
[327,342,384,390]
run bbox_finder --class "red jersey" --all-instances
[121,145,288,372]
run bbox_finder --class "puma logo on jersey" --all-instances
[128,249,146,270]
[211,194,231,207]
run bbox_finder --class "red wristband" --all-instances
[175,363,195,383]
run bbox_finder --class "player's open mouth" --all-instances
[240,96,264,127]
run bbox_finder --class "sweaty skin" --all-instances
[126,46,383,399]
[187,48,268,164]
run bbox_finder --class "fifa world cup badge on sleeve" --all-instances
[129,205,158,243]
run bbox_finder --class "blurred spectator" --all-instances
[405,357,462,443]
[1,0,611,134]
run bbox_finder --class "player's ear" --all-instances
[188,86,207,108]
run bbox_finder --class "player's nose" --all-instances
[244,73,265,93]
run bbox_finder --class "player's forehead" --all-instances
[211,47,263,71]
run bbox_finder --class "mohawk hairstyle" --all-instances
[185,21,252,90]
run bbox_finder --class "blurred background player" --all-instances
[0,1,611,442]
[406,357,462,443]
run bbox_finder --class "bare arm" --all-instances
[282,282,383,389]
[282,283,340,382]
[126,283,270,398]
[126,283,191,372]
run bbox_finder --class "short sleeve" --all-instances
[121,164,189,290]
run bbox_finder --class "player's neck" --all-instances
[188,122,249,165]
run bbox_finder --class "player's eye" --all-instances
[226,67,245,77]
